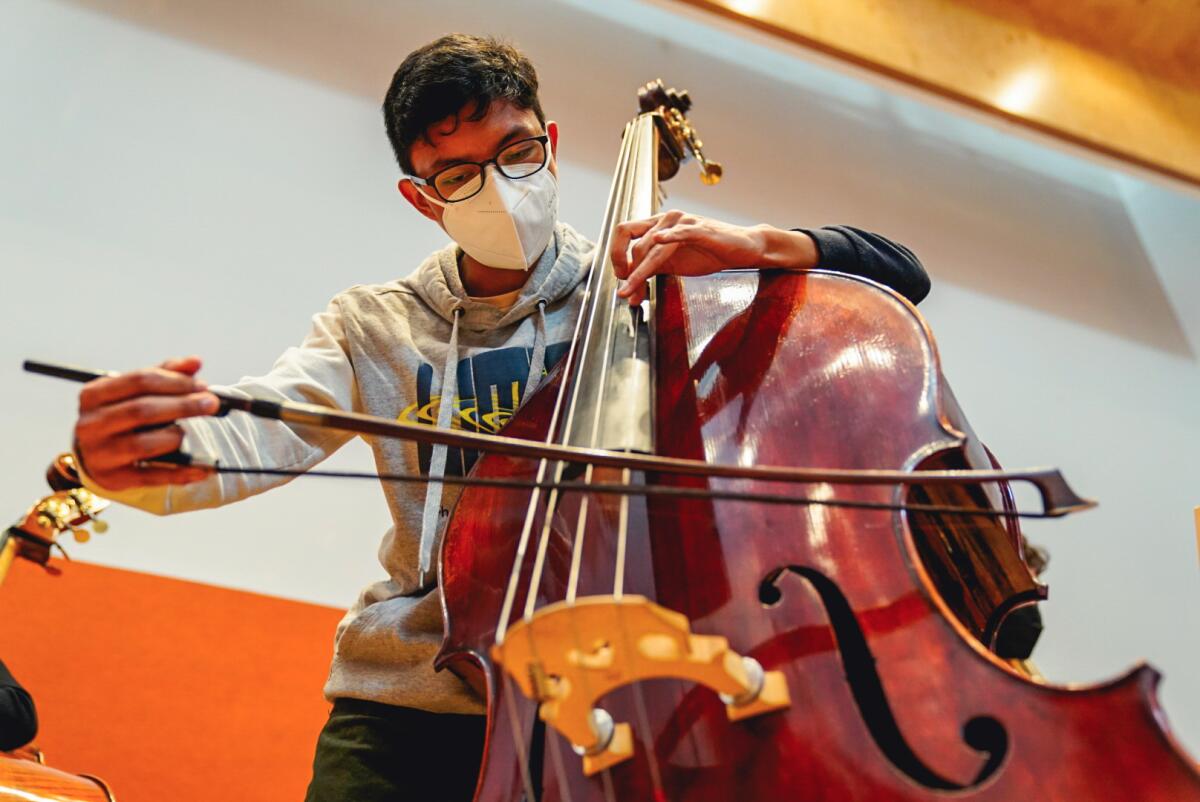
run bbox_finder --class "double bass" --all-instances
[431,82,1200,800]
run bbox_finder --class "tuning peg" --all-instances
[700,161,723,185]
[91,517,109,534]
[71,528,90,543]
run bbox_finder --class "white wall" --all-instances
[4,0,1198,757]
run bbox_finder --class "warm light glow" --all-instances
[804,483,836,553]
[726,0,772,15]
[717,281,758,306]
[995,67,1046,114]
[826,344,896,377]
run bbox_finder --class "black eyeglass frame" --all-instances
[404,135,551,203]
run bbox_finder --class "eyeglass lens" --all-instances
[434,138,547,202]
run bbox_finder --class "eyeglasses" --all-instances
[406,135,550,203]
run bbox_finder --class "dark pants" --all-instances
[304,698,487,802]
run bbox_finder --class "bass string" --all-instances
[610,274,670,799]
[522,492,584,802]
[492,114,637,644]
[497,116,643,799]
[518,119,641,621]
[623,259,706,783]
[546,726,582,802]
[519,112,669,798]
[520,115,643,619]
[608,457,670,799]
[493,449,559,802]
[562,119,648,798]
[619,276,706,783]
[501,670,541,802]
[612,466,632,599]
[523,478,568,620]
[520,227,634,618]
[610,245,653,602]
[565,467,594,604]
[525,492,612,802]
[571,113,670,799]
[489,131,624,802]
[568,115,657,797]
[552,112,654,605]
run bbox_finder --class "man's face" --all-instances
[399,100,558,227]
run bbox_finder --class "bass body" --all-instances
[1,747,114,801]
[437,269,1200,801]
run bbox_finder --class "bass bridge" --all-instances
[492,595,790,775]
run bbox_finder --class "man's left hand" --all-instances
[610,211,819,305]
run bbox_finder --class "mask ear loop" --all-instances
[405,172,451,209]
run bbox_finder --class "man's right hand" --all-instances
[75,356,220,492]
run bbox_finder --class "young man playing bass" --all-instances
[70,34,930,801]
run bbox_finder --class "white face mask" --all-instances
[424,166,559,271]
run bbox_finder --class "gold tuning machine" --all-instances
[661,106,723,186]
[639,79,724,186]
[698,155,723,186]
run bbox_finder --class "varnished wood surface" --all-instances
[679,0,1200,191]
[437,271,1200,800]
[965,0,1200,88]
[0,753,113,802]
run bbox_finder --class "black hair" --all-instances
[382,34,545,175]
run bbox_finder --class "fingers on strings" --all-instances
[611,211,692,305]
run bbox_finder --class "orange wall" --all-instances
[0,560,345,802]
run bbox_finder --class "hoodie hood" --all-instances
[406,221,592,333]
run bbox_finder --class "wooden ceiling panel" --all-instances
[965,0,1200,88]
[679,0,1200,190]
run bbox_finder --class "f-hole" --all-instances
[759,565,1008,790]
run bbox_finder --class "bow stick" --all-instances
[24,359,1097,518]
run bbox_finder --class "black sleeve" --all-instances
[796,225,931,305]
[0,659,38,751]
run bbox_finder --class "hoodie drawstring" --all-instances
[417,306,462,586]
[417,300,546,586]
[520,300,548,408]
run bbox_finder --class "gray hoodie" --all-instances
[82,221,595,713]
